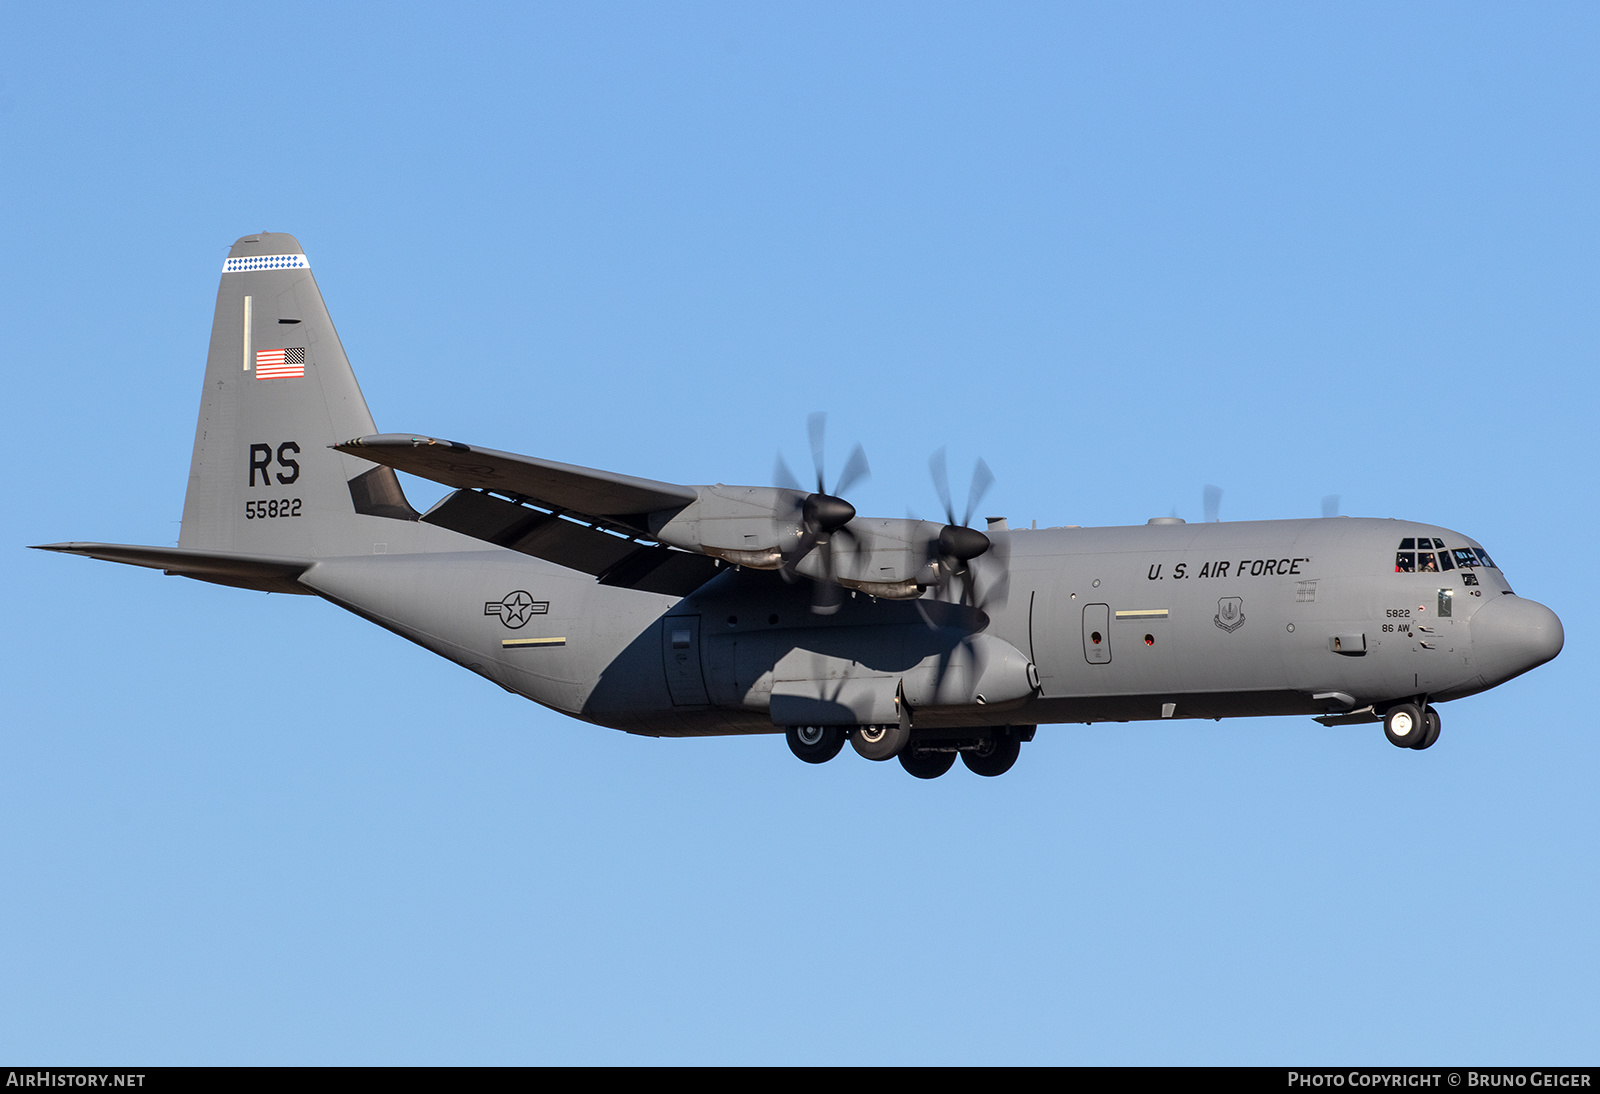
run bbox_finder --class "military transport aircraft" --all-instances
[35,233,1565,778]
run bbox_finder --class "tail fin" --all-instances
[179,233,419,559]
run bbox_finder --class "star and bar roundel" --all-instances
[485,590,549,629]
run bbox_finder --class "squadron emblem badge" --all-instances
[1214,596,1245,634]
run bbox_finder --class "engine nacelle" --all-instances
[648,484,802,569]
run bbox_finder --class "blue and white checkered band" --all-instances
[222,254,310,273]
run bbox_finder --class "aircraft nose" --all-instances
[1471,594,1564,687]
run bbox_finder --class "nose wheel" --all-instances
[1383,703,1441,750]
[1413,706,1441,750]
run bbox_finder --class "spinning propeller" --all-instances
[927,448,1005,612]
[1193,485,1341,521]
[917,449,1014,701]
[773,412,870,615]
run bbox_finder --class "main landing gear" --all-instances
[1382,701,1442,751]
[785,724,845,764]
[784,725,1035,778]
[900,727,1030,778]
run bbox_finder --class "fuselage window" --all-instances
[1438,550,1456,571]
[1475,548,1497,569]
[1399,538,1417,550]
[1418,552,1439,572]
[1432,538,1446,549]
[1438,588,1454,617]
[1452,548,1479,568]
[1395,552,1416,573]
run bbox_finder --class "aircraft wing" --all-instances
[335,434,724,596]
[335,434,696,533]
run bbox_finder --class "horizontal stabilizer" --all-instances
[335,434,696,534]
[31,542,313,595]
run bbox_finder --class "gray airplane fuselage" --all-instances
[299,512,1558,736]
[39,232,1563,770]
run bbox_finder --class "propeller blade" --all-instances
[833,443,870,499]
[929,448,955,525]
[1203,484,1223,524]
[1321,494,1340,519]
[976,526,1011,612]
[834,524,866,579]
[811,542,842,615]
[779,529,819,582]
[807,411,828,494]
[963,458,994,528]
[773,453,805,494]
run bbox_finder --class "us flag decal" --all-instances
[255,348,306,379]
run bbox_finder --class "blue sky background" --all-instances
[3,2,1595,1064]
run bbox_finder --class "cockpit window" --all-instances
[1397,539,1497,575]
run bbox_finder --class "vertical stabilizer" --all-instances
[180,233,419,559]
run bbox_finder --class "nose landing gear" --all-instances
[1382,702,1441,750]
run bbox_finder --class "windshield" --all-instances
[1396,538,1497,574]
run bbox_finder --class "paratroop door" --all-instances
[663,615,711,705]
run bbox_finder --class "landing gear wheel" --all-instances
[1383,703,1425,749]
[899,747,956,780]
[962,732,1022,777]
[1411,706,1441,751]
[851,722,911,761]
[786,724,844,764]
